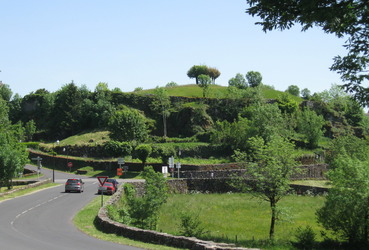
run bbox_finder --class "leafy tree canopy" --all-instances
[245,0,369,105]
[246,71,262,87]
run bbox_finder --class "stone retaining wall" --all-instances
[96,183,257,250]
[128,179,328,196]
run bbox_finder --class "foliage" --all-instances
[0,83,12,101]
[276,92,299,114]
[135,144,152,166]
[293,226,316,250]
[242,103,291,143]
[152,144,176,164]
[124,166,168,230]
[245,0,369,105]
[165,81,177,88]
[187,65,209,84]
[207,67,221,84]
[171,102,213,137]
[233,136,298,240]
[151,87,171,137]
[317,154,369,246]
[285,85,300,97]
[50,82,84,138]
[24,119,36,141]
[210,116,253,151]
[103,140,132,157]
[0,99,29,189]
[297,107,325,149]
[134,87,143,92]
[325,135,369,166]
[197,74,212,97]
[108,105,149,142]
[228,73,247,89]
[246,71,262,87]
[179,212,207,237]
[301,88,311,100]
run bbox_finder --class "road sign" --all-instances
[97,176,108,186]
[117,158,125,165]
[31,156,43,161]
[117,168,123,176]
[67,162,73,168]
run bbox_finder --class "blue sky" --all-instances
[1,0,346,97]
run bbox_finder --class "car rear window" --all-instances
[67,179,80,183]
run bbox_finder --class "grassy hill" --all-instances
[133,84,303,102]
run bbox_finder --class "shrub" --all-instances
[293,226,316,249]
[103,141,132,157]
[135,144,152,166]
[124,166,168,230]
[179,212,207,237]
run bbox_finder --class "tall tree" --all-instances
[246,71,263,87]
[0,99,28,189]
[108,105,149,142]
[317,136,369,246]
[233,136,298,240]
[151,87,171,138]
[228,73,247,89]
[0,83,12,102]
[286,85,300,96]
[207,67,221,84]
[245,0,369,105]
[187,65,209,84]
[301,88,311,100]
[51,82,83,138]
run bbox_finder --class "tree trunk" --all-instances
[162,113,167,138]
[269,199,276,240]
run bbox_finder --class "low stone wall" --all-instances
[179,164,328,180]
[96,183,257,250]
[129,179,328,196]
[0,178,52,197]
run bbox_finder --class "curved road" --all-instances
[0,165,142,250]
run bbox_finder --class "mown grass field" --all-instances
[156,193,326,249]
[135,84,303,102]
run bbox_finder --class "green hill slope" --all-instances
[134,84,303,102]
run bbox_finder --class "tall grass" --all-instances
[157,193,326,249]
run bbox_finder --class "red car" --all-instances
[97,182,116,195]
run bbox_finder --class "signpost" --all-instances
[117,158,125,176]
[31,156,43,179]
[168,156,174,178]
[67,162,73,172]
[97,176,109,207]
[176,162,181,178]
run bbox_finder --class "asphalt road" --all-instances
[0,165,142,250]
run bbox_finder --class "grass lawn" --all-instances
[157,193,326,249]
[0,183,59,202]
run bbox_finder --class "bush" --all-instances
[103,141,133,157]
[124,166,168,230]
[151,144,176,164]
[179,212,207,237]
[293,226,316,249]
[135,144,152,166]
